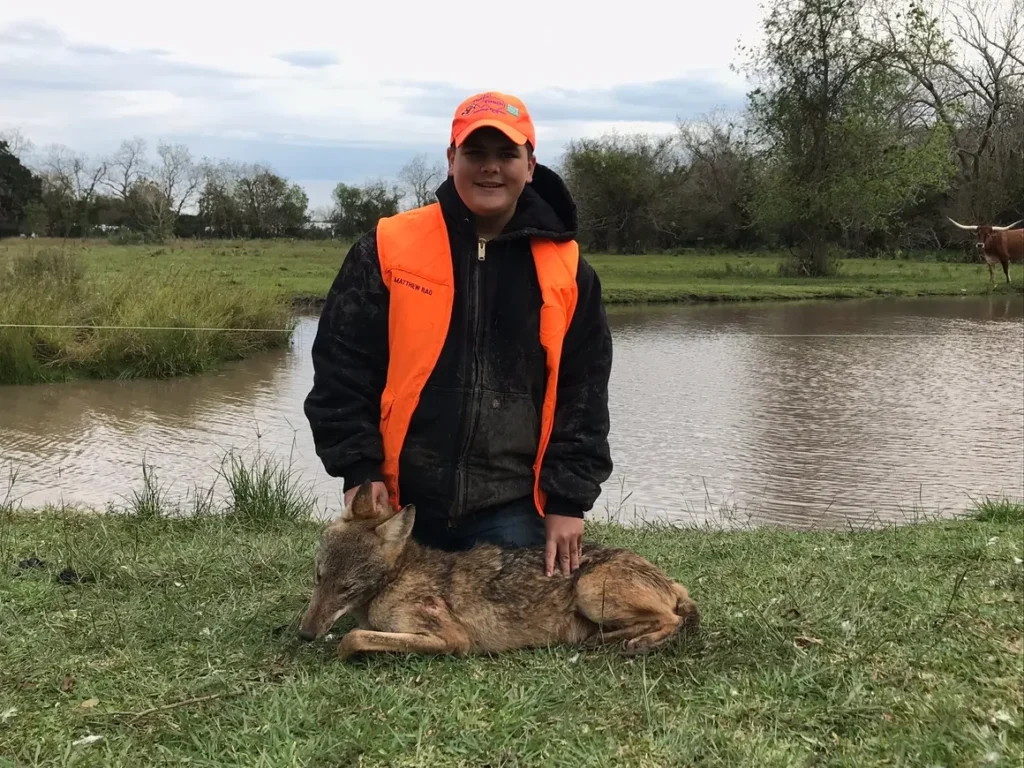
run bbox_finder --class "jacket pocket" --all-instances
[469,390,540,473]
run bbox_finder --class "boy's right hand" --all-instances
[344,481,389,511]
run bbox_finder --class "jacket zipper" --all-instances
[450,237,488,525]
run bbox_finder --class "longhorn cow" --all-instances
[947,217,1024,284]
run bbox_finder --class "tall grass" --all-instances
[970,495,1024,524]
[0,462,19,570]
[108,447,319,526]
[0,245,295,385]
[120,457,176,520]
[217,448,317,526]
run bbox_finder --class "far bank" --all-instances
[8,237,1024,306]
[1,237,1021,386]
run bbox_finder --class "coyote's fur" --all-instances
[299,481,700,660]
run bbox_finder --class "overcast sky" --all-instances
[2,1,764,208]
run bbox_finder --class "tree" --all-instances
[676,111,759,247]
[36,144,107,237]
[561,133,685,253]
[101,137,148,204]
[0,139,43,237]
[127,179,174,240]
[330,180,403,238]
[0,128,34,162]
[870,0,1024,222]
[131,142,202,239]
[398,154,447,208]
[197,161,244,237]
[193,161,309,238]
[739,0,957,274]
[21,201,49,236]
[234,166,309,237]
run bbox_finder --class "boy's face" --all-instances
[447,127,536,223]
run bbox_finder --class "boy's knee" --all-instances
[460,500,545,549]
[480,521,544,549]
[409,496,546,551]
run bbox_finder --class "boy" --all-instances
[303,91,613,577]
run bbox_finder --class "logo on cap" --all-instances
[450,91,536,149]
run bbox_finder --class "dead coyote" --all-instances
[299,481,700,660]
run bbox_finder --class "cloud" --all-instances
[0,18,61,45]
[0,16,752,210]
[0,19,260,94]
[172,133,437,180]
[396,76,749,126]
[274,50,339,69]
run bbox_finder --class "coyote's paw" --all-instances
[337,634,360,662]
[622,637,656,655]
[622,621,683,656]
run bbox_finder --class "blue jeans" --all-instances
[410,495,546,551]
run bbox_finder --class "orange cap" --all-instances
[450,91,536,149]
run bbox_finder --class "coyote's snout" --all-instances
[298,481,700,660]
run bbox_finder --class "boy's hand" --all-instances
[544,514,584,577]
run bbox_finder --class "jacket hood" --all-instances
[434,163,578,243]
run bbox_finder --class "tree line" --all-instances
[0,133,417,243]
[558,0,1022,273]
[1,0,1021,275]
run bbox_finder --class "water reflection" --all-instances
[2,295,1021,529]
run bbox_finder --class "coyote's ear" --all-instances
[342,480,376,522]
[374,504,415,544]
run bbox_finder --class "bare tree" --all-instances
[870,0,1024,218]
[398,154,446,208]
[132,142,203,238]
[0,127,34,162]
[157,142,203,218]
[102,136,148,202]
[944,0,1023,186]
[38,144,107,236]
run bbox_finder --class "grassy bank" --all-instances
[4,238,1022,310]
[2,237,1019,385]
[1,468,1021,766]
[0,244,294,386]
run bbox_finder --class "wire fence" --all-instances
[0,321,1019,338]
[0,323,294,333]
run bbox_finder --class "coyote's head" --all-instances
[298,481,415,642]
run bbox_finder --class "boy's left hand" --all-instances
[544,514,584,576]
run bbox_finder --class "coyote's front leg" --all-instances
[337,629,468,661]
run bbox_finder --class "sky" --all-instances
[0,0,766,209]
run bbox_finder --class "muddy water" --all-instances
[2,295,1022,529]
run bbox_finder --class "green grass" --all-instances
[0,244,294,386]
[1,458,1021,766]
[2,237,1020,385]
[587,251,1024,303]
[4,237,1022,309]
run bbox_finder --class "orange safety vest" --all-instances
[375,201,579,517]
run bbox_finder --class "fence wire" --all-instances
[0,323,294,332]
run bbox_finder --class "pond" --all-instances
[2,294,1021,529]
